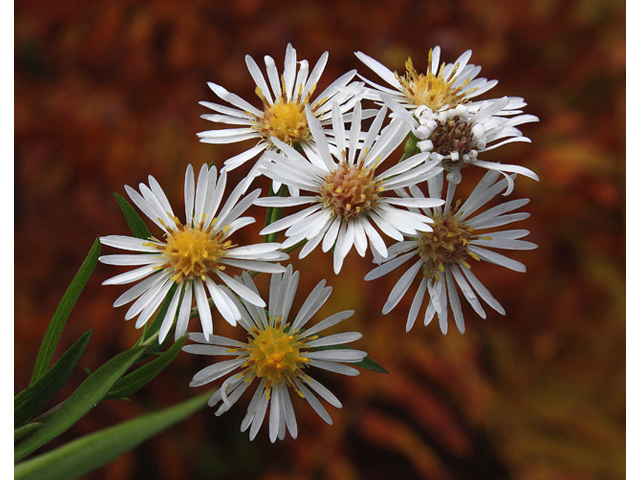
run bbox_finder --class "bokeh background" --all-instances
[15,1,625,479]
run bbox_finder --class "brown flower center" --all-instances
[418,209,478,279]
[429,115,474,159]
[319,161,384,220]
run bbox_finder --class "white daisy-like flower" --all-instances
[355,46,499,114]
[182,265,367,443]
[99,164,289,343]
[254,100,445,273]
[365,170,537,334]
[197,43,363,178]
[405,98,540,194]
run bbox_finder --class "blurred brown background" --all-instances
[15,1,625,479]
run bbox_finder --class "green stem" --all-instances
[263,183,288,244]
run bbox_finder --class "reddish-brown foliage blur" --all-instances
[15,1,625,479]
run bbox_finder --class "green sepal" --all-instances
[105,335,187,400]
[399,130,419,162]
[14,390,212,480]
[30,239,101,386]
[15,345,147,463]
[16,330,94,427]
[113,192,152,240]
[14,423,44,444]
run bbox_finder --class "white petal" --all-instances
[307,332,362,347]
[382,259,422,314]
[102,264,157,286]
[99,235,157,252]
[215,270,265,307]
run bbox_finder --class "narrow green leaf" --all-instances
[105,336,187,400]
[15,346,146,463]
[352,356,389,374]
[16,331,94,427]
[30,239,101,385]
[14,390,212,480]
[113,192,152,240]
[14,423,43,443]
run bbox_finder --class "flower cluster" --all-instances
[99,44,538,441]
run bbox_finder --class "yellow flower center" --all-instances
[418,208,479,280]
[252,82,326,146]
[256,100,311,145]
[319,161,384,220]
[396,50,475,110]
[242,318,313,396]
[152,220,231,283]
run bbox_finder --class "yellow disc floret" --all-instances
[252,84,325,146]
[242,318,313,397]
[418,206,480,280]
[152,219,231,283]
[396,49,475,111]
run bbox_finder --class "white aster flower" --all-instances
[407,98,539,194]
[254,100,445,273]
[183,265,367,443]
[355,46,498,114]
[99,164,289,343]
[197,43,363,180]
[365,170,537,334]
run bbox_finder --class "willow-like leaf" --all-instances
[30,239,100,385]
[14,423,43,444]
[113,192,152,240]
[14,390,212,480]
[15,346,146,463]
[105,336,187,400]
[16,330,94,427]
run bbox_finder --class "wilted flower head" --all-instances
[355,46,498,113]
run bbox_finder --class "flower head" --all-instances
[355,46,498,113]
[197,44,363,178]
[183,265,367,442]
[408,98,540,193]
[365,170,537,334]
[255,100,445,273]
[99,164,288,343]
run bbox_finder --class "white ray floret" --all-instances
[99,163,289,343]
[182,265,367,443]
[365,170,537,334]
[254,100,445,273]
